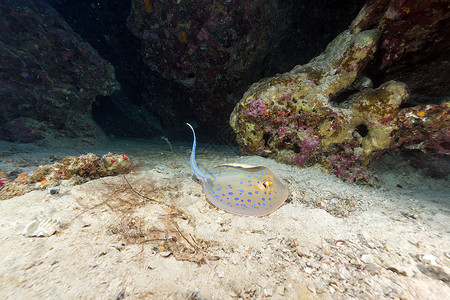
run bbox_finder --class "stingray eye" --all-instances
[263,180,273,190]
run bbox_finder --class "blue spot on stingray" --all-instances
[254,191,259,194]
[228,192,233,195]
[238,189,244,193]
[269,198,272,200]
[234,197,239,201]
[247,199,251,202]
[241,200,244,202]
[262,198,265,201]
[248,192,252,195]
[248,180,252,183]
[240,181,243,184]
[258,202,261,205]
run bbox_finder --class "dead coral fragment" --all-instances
[102,154,131,173]
[0,153,132,200]
[22,218,59,237]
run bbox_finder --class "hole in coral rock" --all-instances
[292,143,301,154]
[282,138,292,147]
[441,142,450,151]
[263,132,271,147]
[399,102,415,109]
[330,89,359,105]
[355,124,369,137]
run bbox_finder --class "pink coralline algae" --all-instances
[0,177,11,190]
[245,98,268,117]
[292,135,321,167]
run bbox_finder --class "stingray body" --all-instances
[187,123,288,216]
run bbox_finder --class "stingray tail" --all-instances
[186,123,213,180]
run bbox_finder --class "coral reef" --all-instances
[0,153,132,200]
[230,11,449,181]
[0,0,119,146]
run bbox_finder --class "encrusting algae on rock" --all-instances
[0,153,132,200]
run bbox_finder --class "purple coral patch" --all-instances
[245,98,267,117]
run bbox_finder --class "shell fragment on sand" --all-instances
[22,218,59,237]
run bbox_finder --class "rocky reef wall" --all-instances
[127,0,364,139]
[0,0,119,146]
[230,0,450,181]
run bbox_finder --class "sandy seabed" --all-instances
[0,139,449,299]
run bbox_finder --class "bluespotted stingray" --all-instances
[187,123,288,216]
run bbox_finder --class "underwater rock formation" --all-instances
[49,0,185,140]
[127,0,364,138]
[127,0,297,134]
[352,0,450,106]
[127,0,294,93]
[230,0,450,181]
[0,0,119,145]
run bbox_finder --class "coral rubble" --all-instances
[0,153,131,200]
